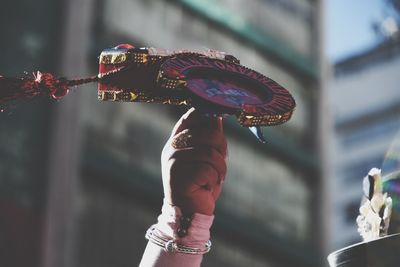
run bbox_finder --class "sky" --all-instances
[326,0,386,62]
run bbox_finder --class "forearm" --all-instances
[139,199,214,267]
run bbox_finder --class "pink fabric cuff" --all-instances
[152,199,214,247]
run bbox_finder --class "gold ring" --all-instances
[171,131,192,149]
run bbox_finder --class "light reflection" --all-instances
[382,131,400,214]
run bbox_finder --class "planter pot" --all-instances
[327,233,400,267]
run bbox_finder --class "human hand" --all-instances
[161,108,227,216]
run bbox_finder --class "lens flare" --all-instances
[382,131,400,214]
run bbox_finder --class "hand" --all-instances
[161,108,227,216]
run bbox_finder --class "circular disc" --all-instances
[159,55,296,126]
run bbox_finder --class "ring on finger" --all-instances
[171,131,192,149]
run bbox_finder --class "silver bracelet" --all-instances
[145,226,212,255]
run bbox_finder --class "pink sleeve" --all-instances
[139,200,214,267]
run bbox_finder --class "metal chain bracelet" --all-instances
[145,226,212,255]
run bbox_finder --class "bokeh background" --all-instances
[0,0,399,266]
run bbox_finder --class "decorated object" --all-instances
[0,44,296,142]
[328,168,400,267]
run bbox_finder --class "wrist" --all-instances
[166,199,215,217]
[150,199,214,248]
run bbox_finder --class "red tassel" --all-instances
[32,71,69,99]
[0,71,99,106]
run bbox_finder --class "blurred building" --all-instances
[0,0,324,267]
[327,37,400,250]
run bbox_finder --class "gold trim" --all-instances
[157,76,187,90]
[111,53,127,64]
[237,110,293,127]
[130,92,138,101]
[99,51,148,65]
[98,91,191,106]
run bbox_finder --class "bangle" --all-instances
[145,226,212,255]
